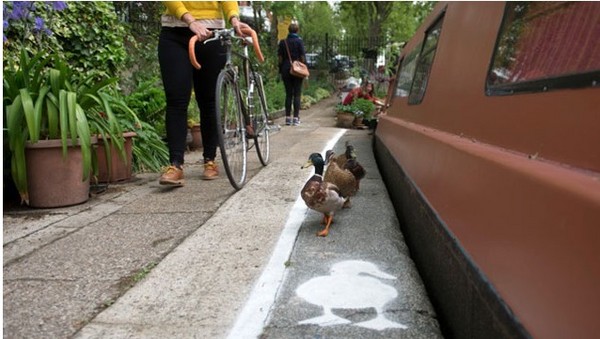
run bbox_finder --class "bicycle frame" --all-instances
[193,28,270,189]
[206,29,259,132]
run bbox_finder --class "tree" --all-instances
[338,1,435,72]
[339,1,434,43]
[386,1,436,44]
[339,2,393,43]
[267,1,298,50]
[298,1,338,41]
[338,2,394,72]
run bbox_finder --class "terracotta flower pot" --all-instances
[336,111,355,129]
[353,116,368,129]
[25,137,97,208]
[96,131,136,183]
[189,124,202,150]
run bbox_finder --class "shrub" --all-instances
[314,88,331,101]
[3,1,129,81]
[264,79,285,112]
[301,95,316,109]
[123,77,166,135]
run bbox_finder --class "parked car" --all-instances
[329,54,354,73]
[305,53,318,69]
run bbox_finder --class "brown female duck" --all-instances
[326,142,366,190]
[324,151,357,208]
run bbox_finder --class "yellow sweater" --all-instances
[163,1,239,22]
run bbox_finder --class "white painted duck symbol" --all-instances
[296,260,407,330]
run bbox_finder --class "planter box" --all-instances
[96,131,136,183]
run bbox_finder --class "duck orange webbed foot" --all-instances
[317,229,330,237]
[321,215,328,225]
[317,215,334,237]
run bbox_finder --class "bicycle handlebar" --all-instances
[188,27,264,70]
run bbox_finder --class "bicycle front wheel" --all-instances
[251,72,270,166]
[215,70,247,190]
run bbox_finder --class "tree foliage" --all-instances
[338,1,435,45]
[297,1,338,40]
[339,2,394,44]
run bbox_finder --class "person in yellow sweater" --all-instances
[158,2,249,186]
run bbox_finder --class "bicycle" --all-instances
[189,27,271,190]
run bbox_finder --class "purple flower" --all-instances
[8,1,35,21]
[2,7,7,43]
[51,1,67,11]
[33,16,52,36]
[33,16,44,31]
[4,1,66,41]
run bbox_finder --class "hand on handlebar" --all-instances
[188,21,214,42]
[231,16,249,38]
[188,26,265,70]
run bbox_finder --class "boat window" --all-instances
[487,2,600,95]
[394,46,420,98]
[408,15,445,105]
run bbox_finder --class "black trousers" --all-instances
[158,27,226,165]
[281,71,303,118]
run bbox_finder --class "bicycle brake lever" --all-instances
[203,32,219,44]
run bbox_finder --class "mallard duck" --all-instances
[327,142,366,188]
[343,145,366,189]
[301,153,347,237]
[325,149,348,169]
[325,142,352,169]
[323,151,357,208]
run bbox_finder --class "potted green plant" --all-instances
[4,50,128,207]
[120,78,169,173]
[335,102,357,128]
[90,88,141,183]
[187,117,202,150]
[186,93,202,150]
[351,98,376,128]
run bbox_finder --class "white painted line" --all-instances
[227,129,346,339]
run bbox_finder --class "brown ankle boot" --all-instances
[202,161,219,180]
[159,165,184,186]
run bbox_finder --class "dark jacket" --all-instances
[278,34,306,74]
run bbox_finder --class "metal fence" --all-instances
[114,1,162,38]
[302,33,390,88]
[113,3,391,88]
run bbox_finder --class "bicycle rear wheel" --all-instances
[250,72,270,166]
[215,70,247,190]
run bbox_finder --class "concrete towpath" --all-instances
[3,95,441,338]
